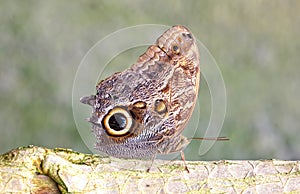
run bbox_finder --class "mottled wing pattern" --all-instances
[80,25,200,159]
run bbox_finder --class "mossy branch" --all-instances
[0,146,299,193]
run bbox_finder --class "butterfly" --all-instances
[80,25,200,160]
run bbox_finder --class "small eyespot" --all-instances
[154,99,167,115]
[133,101,147,109]
[172,45,180,54]
[102,107,133,136]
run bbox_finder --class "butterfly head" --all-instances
[156,25,199,62]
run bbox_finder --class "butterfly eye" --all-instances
[172,45,180,54]
[182,33,193,39]
[102,107,133,136]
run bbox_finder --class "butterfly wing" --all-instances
[81,25,200,158]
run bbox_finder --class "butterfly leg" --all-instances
[146,153,159,172]
[180,150,190,173]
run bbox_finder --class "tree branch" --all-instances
[0,146,299,193]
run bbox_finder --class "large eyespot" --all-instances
[172,44,180,54]
[154,99,168,115]
[102,107,133,136]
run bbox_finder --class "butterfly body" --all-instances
[81,25,200,159]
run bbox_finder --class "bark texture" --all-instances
[0,146,299,193]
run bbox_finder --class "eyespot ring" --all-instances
[102,107,133,136]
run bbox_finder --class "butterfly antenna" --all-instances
[189,136,230,141]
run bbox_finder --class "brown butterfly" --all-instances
[81,25,200,160]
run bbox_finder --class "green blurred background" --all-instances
[1,1,299,160]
